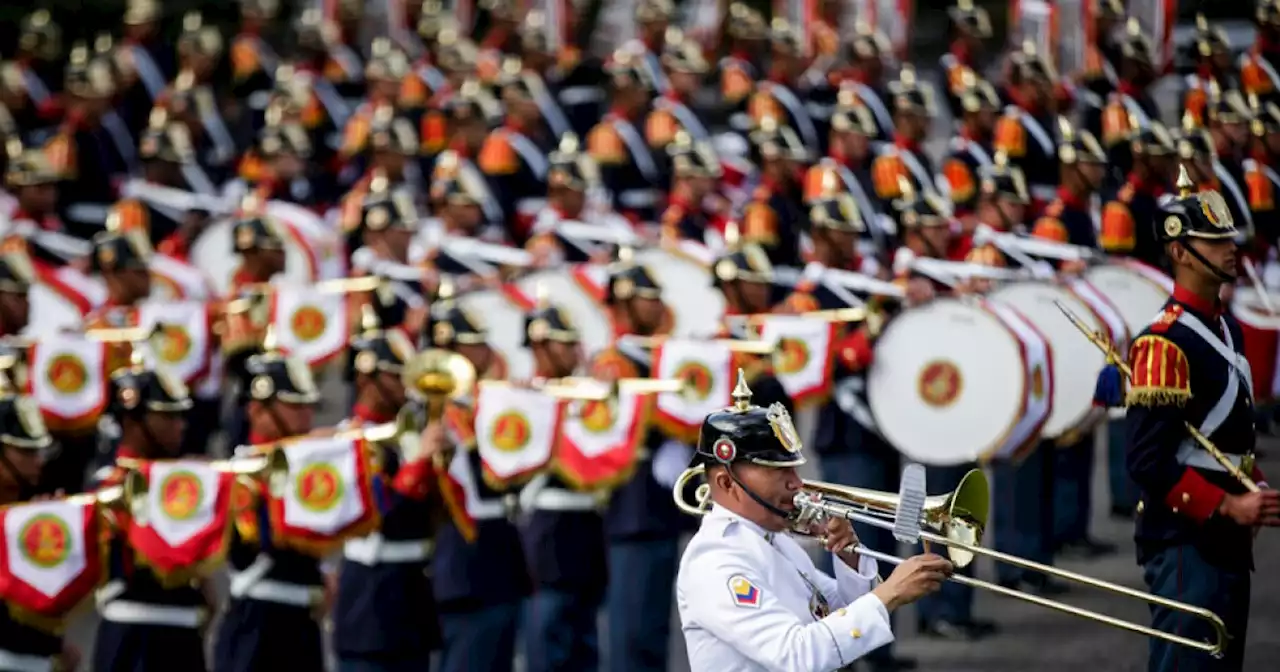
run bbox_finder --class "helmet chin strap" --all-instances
[1180,241,1237,284]
[724,463,795,522]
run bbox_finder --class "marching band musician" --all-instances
[518,10,606,141]
[91,364,208,672]
[803,93,884,249]
[676,372,953,671]
[994,42,1061,216]
[422,78,503,182]
[241,117,327,212]
[9,10,62,126]
[1087,19,1160,166]
[1203,88,1253,178]
[111,111,217,252]
[212,348,327,672]
[526,133,620,265]
[939,0,994,121]
[1241,0,1280,98]
[4,145,74,266]
[333,316,444,672]
[519,300,608,672]
[659,133,730,248]
[0,388,79,671]
[0,250,32,337]
[588,260,680,672]
[839,24,895,143]
[115,0,175,136]
[942,76,1001,227]
[646,31,713,155]
[165,14,238,183]
[338,38,414,167]
[715,241,779,320]
[742,116,809,267]
[588,46,665,227]
[426,298,528,671]
[229,0,283,101]
[1243,98,1280,252]
[870,65,940,210]
[1175,120,1255,245]
[749,19,822,155]
[1099,121,1176,267]
[350,180,420,271]
[1181,15,1235,128]
[632,0,675,96]
[1124,166,1280,672]
[718,3,768,134]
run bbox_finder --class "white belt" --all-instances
[0,649,52,672]
[100,600,204,628]
[228,560,321,608]
[1030,185,1058,201]
[558,87,604,106]
[343,533,433,565]
[1176,442,1244,472]
[618,189,661,208]
[531,488,599,512]
[469,498,512,521]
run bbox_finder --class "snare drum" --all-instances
[1232,286,1280,402]
[868,298,1053,465]
[633,247,725,337]
[988,280,1127,440]
[456,290,535,380]
[512,267,614,359]
[1082,260,1173,337]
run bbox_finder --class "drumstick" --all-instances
[1053,300,1261,493]
[1242,258,1278,317]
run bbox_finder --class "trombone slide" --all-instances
[620,335,775,354]
[237,276,383,297]
[539,376,688,400]
[731,307,870,325]
[84,325,158,343]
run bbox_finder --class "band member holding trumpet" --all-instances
[0,387,80,671]
[1125,167,1279,672]
[676,372,953,670]
[212,346,325,672]
[0,250,32,337]
[333,313,444,672]
[91,364,208,671]
[519,300,608,672]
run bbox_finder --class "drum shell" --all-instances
[1232,287,1280,402]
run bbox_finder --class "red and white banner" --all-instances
[128,460,234,582]
[27,333,109,433]
[135,300,213,385]
[556,387,648,489]
[270,285,350,367]
[0,499,104,625]
[268,436,380,557]
[475,383,563,488]
[758,316,837,408]
[652,339,734,442]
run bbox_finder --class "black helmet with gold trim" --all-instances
[430,300,488,348]
[109,365,193,417]
[1157,165,1238,244]
[692,370,804,469]
[1131,120,1176,157]
[233,214,286,253]
[0,244,36,294]
[4,146,59,188]
[662,33,709,74]
[979,154,1030,205]
[948,0,992,40]
[713,242,774,288]
[726,3,767,42]
[245,349,320,405]
[0,393,51,450]
[524,300,579,347]
[748,115,810,165]
[891,179,951,230]
[1008,41,1057,85]
[19,10,62,62]
[668,132,721,179]
[91,228,153,274]
[606,258,663,304]
[352,314,416,376]
[1057,117,1106,165]
[548,133,601,192]
[361,183,419,233]
[809,193,866,233]
[830,88,879,136]
[888,65,936,117]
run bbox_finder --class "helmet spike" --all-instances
[731,368,752,411]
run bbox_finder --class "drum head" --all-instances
[1083,264,1171,336]
[990,282,1102,438]
[869,299,1029,465]
[633,247,724,337]
[1233,287,1280,329]
[515,269,612,359]
[190,218,315,296]
[456,290,534,380]
[24,284,84,335]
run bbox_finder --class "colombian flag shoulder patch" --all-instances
[728,575,762,609]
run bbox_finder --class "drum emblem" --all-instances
[578,400,615,434]
[158,324,193,363]
[20,514,71,569]
[1031,365,1045,400]
[491,411,532,452]
[290,305,327,343]
[46,354,88,395]
[917,360,962,408]
[674,362,714,400]
[776,338,810,375]
[159,470,204,521]
[295,463,343,513]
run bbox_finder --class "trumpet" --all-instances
[619,335,775,355]
[401,349,477,421]
[533,376,689,401]
[672,466,1230,657]
[727,307,870,325]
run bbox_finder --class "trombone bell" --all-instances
[401,349,477,417]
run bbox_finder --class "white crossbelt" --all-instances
[343,532,433,565]
[228,554,322,607]
[1175,444,1244,472]
[1171,310,1254,473]
[530,488,599,512]
[0,649,52,672]
[100,600,204,628]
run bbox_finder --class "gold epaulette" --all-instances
[478,131,519,175]
[742,201,778,245]
[1126,334,1191,407]
[747,89,784,127]
[1100,199,1136,253]
[871,153,908,199]
[1101,98,1130,147]
[993,113,1026,158]
[111,199,150,233]
[230,37,260,81]
[420,110,447,155]
[587,123,626,165]
[1030,215,1068,243]
[1247,165,1276,210]
[340,112,372,158]
[942,157,976,204]
[721,63,754,103]
[645,108,680,148]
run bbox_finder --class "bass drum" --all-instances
[633,247,725,337]
[869,298,1053,465]
[190,217,317,296]
[513,267,613,359]
[456,289,534,380]
[988,280,1126,440]
[23,283,85,335]
[1232,286,1280,402]
[1082,260,1173,337]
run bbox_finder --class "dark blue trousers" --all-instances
[93,621,206,672]
[991,443,1055,583]
[213,599,323,672]
[816,442,900,662]
[438,601,522,672]
[915,463,976,626]
[1106,418,1140,514]
[605,537,678,672]
[1143,544,1250,672]
[337,654,435,672]
[526,588,600,672]
[1053,434,1095,548]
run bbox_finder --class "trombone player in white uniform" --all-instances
[676,372,953,671]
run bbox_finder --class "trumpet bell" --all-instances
[402,349,476,402]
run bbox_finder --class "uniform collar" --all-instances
[894,134,921,154]
[706,503,775,542]
[353,403,394,424]
[1057,186,1088,211]
[1173,283,1223,320]
[1127,172,1166,197]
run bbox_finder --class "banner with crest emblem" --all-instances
[269,285,350,367]
[27,332,109,433]
[652,339,734,442]
[556,387,648,490]
[135,300,213,385]
[127,460,234,585]
[758,317,837,409]
[267,436,379,556]
[0,499,105,629]
[474,383,563,488]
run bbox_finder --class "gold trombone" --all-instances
[620,335,775,355]
[672,466,1230,657]
[531,376,689,401]
[727,307,870,325]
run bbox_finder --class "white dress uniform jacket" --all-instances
[676,505,894,671]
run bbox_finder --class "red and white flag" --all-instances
[0,499,104,624]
